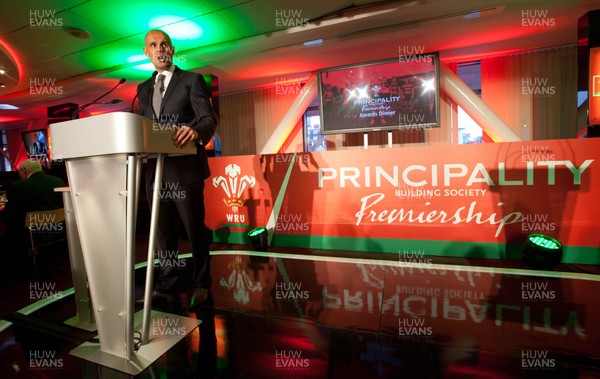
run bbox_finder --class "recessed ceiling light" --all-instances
[0,69,5,75]
[0,83,5,88]
[64,27,91,39]
[148,16,203,39]
[304,39,324,47]
[0,104,19,110]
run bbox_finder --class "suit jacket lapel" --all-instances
[161,67,181,113]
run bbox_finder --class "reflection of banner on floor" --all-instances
[206,138,600,263]
[211,254,597,358]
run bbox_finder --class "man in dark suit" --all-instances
[0,161,66,264]
[0,160,65,227]
[137,29,217,309]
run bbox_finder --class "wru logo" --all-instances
[212,163,256,210]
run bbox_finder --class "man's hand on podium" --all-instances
[172,125,199,149]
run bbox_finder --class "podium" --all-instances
[50,112,201,375]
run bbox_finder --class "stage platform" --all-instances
[0,245,599,378]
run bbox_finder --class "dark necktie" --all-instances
[153,73,165,116]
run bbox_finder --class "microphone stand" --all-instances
[130,92,139,113]
[131,71,158,113]
[72,78,127,119]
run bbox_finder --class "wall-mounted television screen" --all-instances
[22,128,49,158]
[318,52,440,134]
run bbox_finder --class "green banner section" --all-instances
[211,231,600,265]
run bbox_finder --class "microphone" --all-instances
[97,99,124,104]
[72,78,127,119]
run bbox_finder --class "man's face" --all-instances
[143,31,174,72]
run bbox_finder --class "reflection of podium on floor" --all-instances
[50,112,200,375]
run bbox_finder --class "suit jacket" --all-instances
[0,171,66,229]
[137,66,217,184]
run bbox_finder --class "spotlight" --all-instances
[522,233,563,270]
[248,226,268,252]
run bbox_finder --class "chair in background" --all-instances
[24,208,67,271]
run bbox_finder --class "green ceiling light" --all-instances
[128,55,154,71]
[522,233,563,270]
[248,227,268,252]
[128,55,147,63]
[149,16,203,40]
[132,63,156,71]
[80,42,144,72]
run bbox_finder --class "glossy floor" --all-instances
[0,248,599,378]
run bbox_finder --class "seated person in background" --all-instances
[0,161,66,260]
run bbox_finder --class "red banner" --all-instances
[206,138,600,263]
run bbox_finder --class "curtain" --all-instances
[219,86,304,156]
[481,46,577,140]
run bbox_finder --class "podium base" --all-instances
[70,310,201,375]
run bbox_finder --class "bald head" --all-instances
[18,160,42,180]
[143,30,174,72]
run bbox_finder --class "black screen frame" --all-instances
[318,52,440,135]
[21,128,49,158]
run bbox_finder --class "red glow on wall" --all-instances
[237,61,314,81]
[0,116,23,123]
[0,38,24,85]
[589,47,600,125]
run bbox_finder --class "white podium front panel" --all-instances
[50,112,195,159]
[66,154,128,356]
[49,112,199,374]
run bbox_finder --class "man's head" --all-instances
[17,160,42,180]
[143,30,174,72]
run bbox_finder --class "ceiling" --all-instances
[0,0,598,128]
